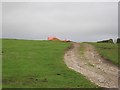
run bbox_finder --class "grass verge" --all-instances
[89,42,118,65]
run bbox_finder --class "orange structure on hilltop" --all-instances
[47,37,70,42]
[48,37,60,41]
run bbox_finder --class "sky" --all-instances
[2,2,118,42]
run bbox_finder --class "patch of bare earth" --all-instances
[64,42,118,88]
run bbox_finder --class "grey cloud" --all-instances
[2,2,118,42]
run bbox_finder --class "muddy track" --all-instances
[64,42,118,88]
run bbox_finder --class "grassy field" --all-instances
[2,39,97,88]
[79,43,85,55]
[0,39,2,89]
[89,42,118,65]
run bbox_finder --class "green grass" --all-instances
[79,43,85,55]
[2,39,97,88]
[0,39,2,89]
[89,42,118,65]
[0,39,2,53]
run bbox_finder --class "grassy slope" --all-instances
[89,43,118,65]
[2,39,97,88]
[0,39,1,89]
[79,43,85,55]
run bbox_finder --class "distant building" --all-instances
[48,37,60,41]
[47,37,71,42]
[97,39,114,43]
[117,38,120,43]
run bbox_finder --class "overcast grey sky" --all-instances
[2,2,118,42]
